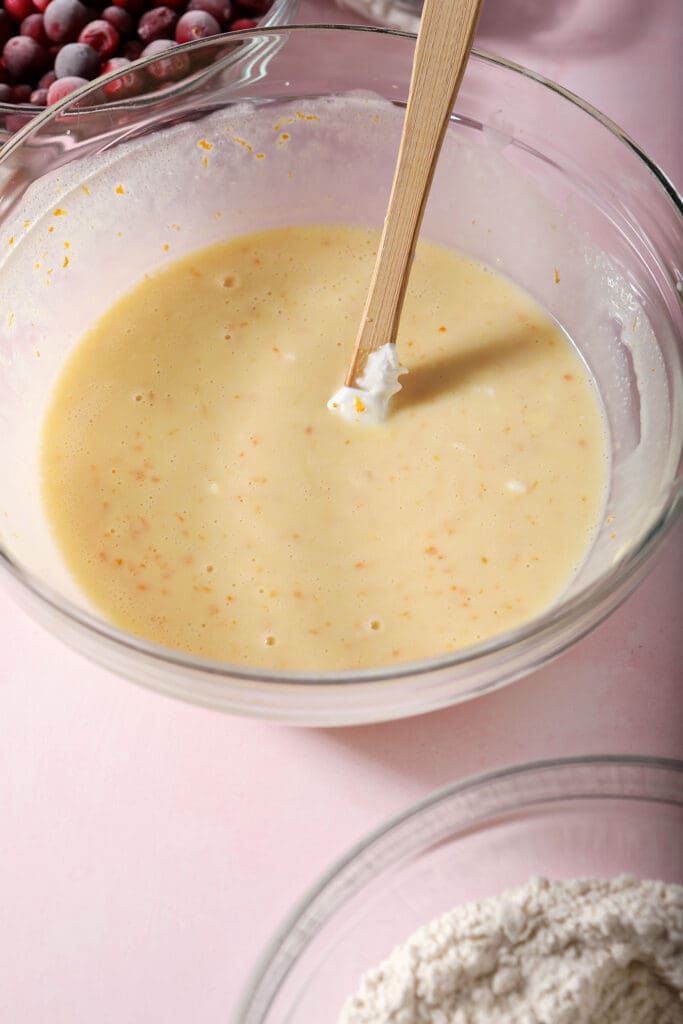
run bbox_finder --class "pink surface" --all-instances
[1,2,682,1021]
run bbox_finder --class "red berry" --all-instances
[187,0,232,27]
[229,17,256,29]
[20,13,49,45]
[78,18,119,58]
[3,35,49,80]
[5,0,37,23]
[112,0,145,14]
[46,73,87,102]
[33,0,51,11]
[141,37,176,55]
[101,6,133,37]
[137,6,177,42]
[0,82,12,101]
[10,82,33,102]
[101,56,138,97]
[101,54,129,72]
[121,38,142,59]
[30,85,48,103]
[54,41,100,78]
[145,41,189,81]
[153,0,185,10]
[44,0,90,43]
[175,9,220,43]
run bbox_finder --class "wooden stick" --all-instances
[344,0,483,386]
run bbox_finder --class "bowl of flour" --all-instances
[235,756,683,1023]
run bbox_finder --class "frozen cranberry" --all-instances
[101,56,138,96]
[229,16,256,28]
[187,0,232,27]
[3,36,49,80]
[46,73,87,102]
[5,0,37,23]
[143,36,188,81]
[122,38,142,59]
[101,53,129,71]
[38,67,57,87]
[101,5,133,36]
[153,0,185,10]
[54,40,100,78]
[141,36,176,55]
[33,0,51,11]
[111,0,146,14]
[0,12,14,51]
[20,13,49,45]
[0,82,12,102]
[78,18,119,58]
[137,6,177,42]
[44,0,90,43]
[10,82,33,102]
[175,9,220,42]
[30,86,48,103]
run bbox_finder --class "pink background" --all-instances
[1,1,682,1021]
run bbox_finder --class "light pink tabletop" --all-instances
[1,2,682,1021]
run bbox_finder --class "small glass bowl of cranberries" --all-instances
[0,0,298,140]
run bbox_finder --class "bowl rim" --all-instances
[0,22,681,211]
[234,753,683,1022]
[0,25,682,715]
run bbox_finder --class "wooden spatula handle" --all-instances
[345,0,483,386]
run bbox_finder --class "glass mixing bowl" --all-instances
[235,755,683,1022]
[0,27,681,725]
[0,0,298,143]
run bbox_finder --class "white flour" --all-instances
[339,877,683,1024]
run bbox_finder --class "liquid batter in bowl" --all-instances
[41,225,608,671]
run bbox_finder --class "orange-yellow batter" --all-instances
[41,225,607,670]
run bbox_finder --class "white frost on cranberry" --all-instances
[327,343,408,424]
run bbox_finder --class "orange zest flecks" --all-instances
[198,139,213,151]
[81,185,90,196]
[354,396,366,414]
[54,208,66,217]
[63,256,69,268]
[115,184,125,195]
[554,268,561,284]
[296,111,319,121]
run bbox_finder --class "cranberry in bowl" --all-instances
[0,0,298,140]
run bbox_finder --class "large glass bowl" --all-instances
[235,755,683,1022]
[0,0,298,143]
[0,27,681,725]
